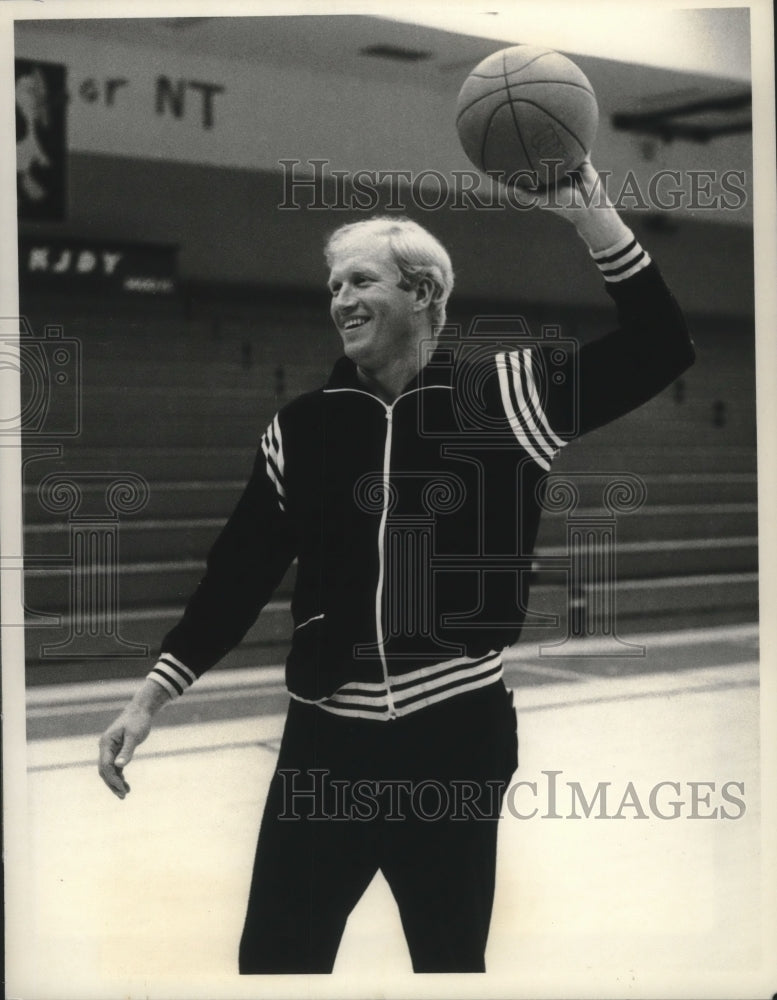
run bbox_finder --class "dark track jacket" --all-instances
[149,233,695,719]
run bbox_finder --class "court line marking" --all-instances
[600,571,757,589]
[536,536,757,555]
[27,673,758,774]
[521,621,758,655]
[509,662,586,681]
[25,623,760,708]
[26,664,587,717]
[520,675,758,714]
[26,685,290,719]
[26,521,759,549]
[24,556,760,578]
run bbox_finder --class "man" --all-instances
[98,162,695,973]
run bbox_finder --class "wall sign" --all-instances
[18,237,179,297]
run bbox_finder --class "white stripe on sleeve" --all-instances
[513,349,566,450]
[496,351,565,470]
[260,416,286,511]
[147,653,197,699]
[590,230,652,283]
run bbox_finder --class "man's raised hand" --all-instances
[512,160,632,253]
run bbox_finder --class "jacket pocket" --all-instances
[294,612,326,632]
[286,612,327,701]
[286,612,354,702]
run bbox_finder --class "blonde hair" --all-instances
[324,216,455,328]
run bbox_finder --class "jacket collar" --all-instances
[325,342,456,394]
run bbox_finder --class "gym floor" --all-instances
[16,623,764,998]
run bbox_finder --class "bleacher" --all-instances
[22,296,758,685]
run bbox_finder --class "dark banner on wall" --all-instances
[16,58,68,222]
[18,237,179,297]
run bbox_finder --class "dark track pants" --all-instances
[238,681,518,974]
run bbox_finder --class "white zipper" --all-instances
[375,406,397,718]
[323,384,451,720]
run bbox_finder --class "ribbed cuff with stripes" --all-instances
[590,230,651,283]
[147,653,197,699]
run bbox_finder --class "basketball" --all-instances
[455,45,598,188]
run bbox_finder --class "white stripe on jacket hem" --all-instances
[292,649,504,721]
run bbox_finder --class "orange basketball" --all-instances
[456,45,598,188]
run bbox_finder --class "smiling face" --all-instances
[327,235,426,377]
